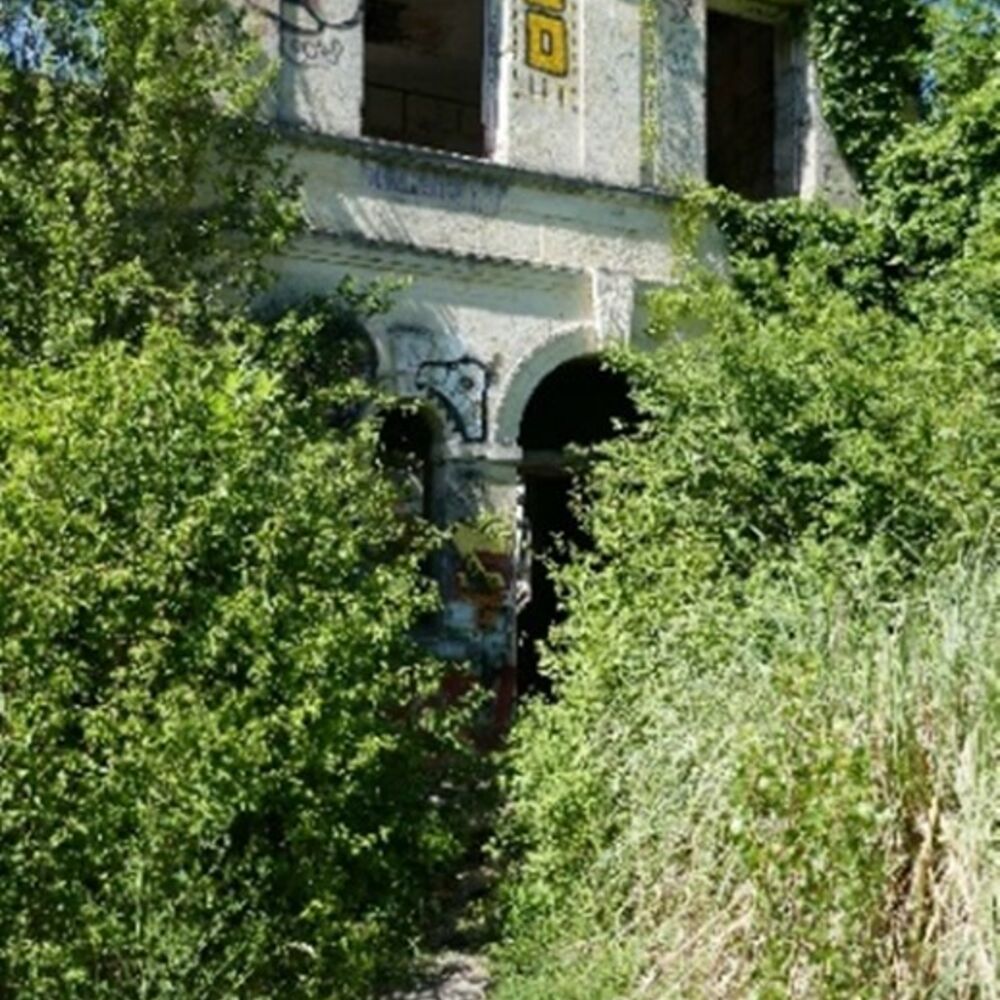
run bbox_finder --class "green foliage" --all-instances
[0,7,475,996]
[808,0,1000,186]
[494,15,1000,998]
[809,0,928,183]
[495,556,999,999]
[493,237,999,993]
[925,0,1000,108]
[0,330,470,998]
[871,71,1000,282]
[0,0,299,362]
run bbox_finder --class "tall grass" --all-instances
[493,555,999,998]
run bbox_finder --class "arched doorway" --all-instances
[516,357,635,697]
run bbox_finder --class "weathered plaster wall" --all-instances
[800,59,859,205]
[244,0,854,201]
[260,136,694,677]
[238,0,856,685]
[644,0,707,187]
[267,138,685,452]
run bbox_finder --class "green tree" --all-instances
[0,331,470,1000]
[0,0,299,362]
[0,4,471,997]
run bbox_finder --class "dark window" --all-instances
[707,10,777,200]
[364,0,486,156]
[378,405,437,523]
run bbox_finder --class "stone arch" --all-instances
[377,399,445,523]
[494,327,599,448]
[367,328,393,385]
[511,349,637,698]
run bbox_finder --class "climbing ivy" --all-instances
[809,0,929,184]
[639,0,662,182]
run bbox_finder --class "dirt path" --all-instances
[390,952,490,1000]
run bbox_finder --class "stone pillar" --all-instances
[495,0,584,176]
[496,0,644,187]
[592,269,637,346]
[774,18,808,197]
[800,60,859,206]
[643,0,707,189]
[580,0,643,187]
[257,0,364,136]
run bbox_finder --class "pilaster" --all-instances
[581,1,643,186]
[644,0,708,189]
[495,0,585,177]
[268,0,364,136]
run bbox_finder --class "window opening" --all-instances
[364,0,487,156]
[707,9,777,199]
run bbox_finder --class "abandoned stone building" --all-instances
[243,0,854,718]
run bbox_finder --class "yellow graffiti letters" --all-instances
[524,0,570,78]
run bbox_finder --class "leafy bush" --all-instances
[0,331,468,999]
[493,31,1000,999]
[1,5,476,996]
[492,247,1000,994]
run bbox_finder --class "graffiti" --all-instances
[664,0,696,24]
[250,0,363,34]
[416,357,491,443]
[247,0,361,66]
[451,518,522,632]
[524,0,569,77]
[363,163,508,216]
[282,33,344,65]
[512,0,578,109]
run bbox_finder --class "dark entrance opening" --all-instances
[517,358,636,698]
[707,9,777,200]
[378,404,437,523]
[364,0,487,156]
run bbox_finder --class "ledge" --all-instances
[291,229,585,280]
[273,124,682,210]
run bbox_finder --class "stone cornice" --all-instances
[273,125,682,210]
[287,230,587,287]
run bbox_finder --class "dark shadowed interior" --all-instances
[517,358,636,697]
[707,9,777,200]
[378,405,437,523]
[364,0,486,155]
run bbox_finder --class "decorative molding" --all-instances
[417,357,493,444]
[494,326,598,446]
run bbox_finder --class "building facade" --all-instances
[242,0,854,711]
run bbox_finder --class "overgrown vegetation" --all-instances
[0,4,472,997]
[3,0,998,996]
[809,0,927,182]
[0,333,471,999]
[0,0,298,362]
[493,1,1000,996]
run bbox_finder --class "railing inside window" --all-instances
[363,82,485,157]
